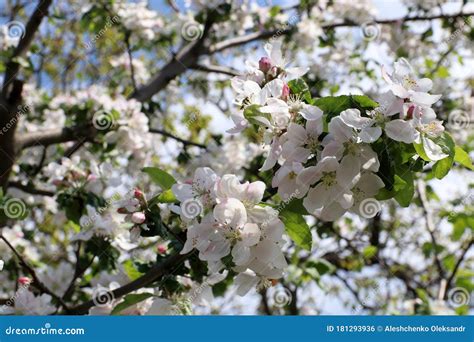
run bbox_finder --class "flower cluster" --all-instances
[172,167,287,294]
[228,42,447,221]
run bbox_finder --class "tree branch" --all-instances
[149,128,207,149]
[0,234,69,310]
[2,0,53,94]
[67,252,190,315]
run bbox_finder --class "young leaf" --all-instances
[280,210,312,251]
[432,156,454,179]
[142,167,176,190]
[454,146,474,170]
[111,293,154,315]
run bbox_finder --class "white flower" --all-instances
[281,119,324,163]
[322,116,380,172]
[3,289,56,315]
[298,156,360,221]
[272,162,307,200]
[382,58,441,106]
[262,41,308,81]
[172,167,218,219]
[350,172,385,216]
[146,298,176,315]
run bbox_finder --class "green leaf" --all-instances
[454,146,474,170]
[394,171,414,207]
[280,210,312,251]
[142,167,176,190]
[313,95,378,122]
[123,260,144,281]
[363,245,378,259]
[288,78,311,103]
[157,189,178,203]
[243,104,271,126]
[413,142,431,161]
[111,293,154,315]
[432,156,454,179]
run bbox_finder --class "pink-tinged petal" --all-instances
[235,272,259,296]
[321,140,344,160]
[336,155,361,190]
[260,139,282,172]
[356,173,385,196]
[171,184,193,202]
[318,201,347,221]
[410,92,441,106]
[245,181,266,204]
[286,123,307,144]
[285,66,309,80]
[328,116,354,142]
[416,78,433,92]
[422,135,449,161]
[381,65,393,84]
[213,198,247,228]
[232,243,252,265]
[297,166,321,187]
[300,104,323,121]
[241,223,261,247]
[303,183,328,214]
[360,126,382,143]
[340,108,371,129]
[306,116,324,136]
[359,145,380,172]
[385,119,418,143]
[391,84,410,99]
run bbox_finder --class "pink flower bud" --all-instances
[18,277,31,285]
[87,174,97,182]
[157,244,167,254]
[134,188,144,199]
[131,212,146,224]
[258,57,272,72]
[281,84,290,101]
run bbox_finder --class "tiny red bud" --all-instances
[281,84,290,101]
[258,57,272,73]
[18,277,31,286]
